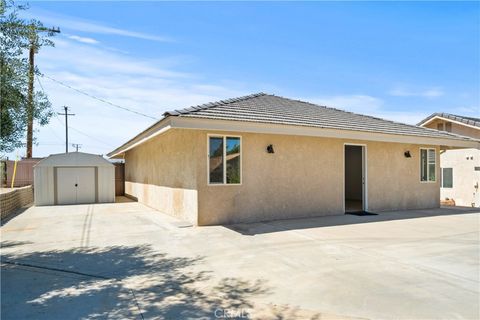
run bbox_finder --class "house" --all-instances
[34,152,115,206]
[418,113,480,207]
[108,93,479,225]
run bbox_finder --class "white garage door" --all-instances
[57,167,96,205]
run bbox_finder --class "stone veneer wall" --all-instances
[1,186,33,220]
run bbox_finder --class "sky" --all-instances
[9,1,480,159]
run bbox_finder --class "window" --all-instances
[441,168,453,188]
[437,123,444,131]
[208,136,241,184]
[445,122,452,132]
[420,148,436,182]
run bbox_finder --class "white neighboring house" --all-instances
[418,113,480,207]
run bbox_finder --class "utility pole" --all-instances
[26,25,60,158]
[58,106,75,153]
[72,143,82,152]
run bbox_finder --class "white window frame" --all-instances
[207,134,242,186]
[420,147,436,183]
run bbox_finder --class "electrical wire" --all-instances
[37,77,65,143]
[37,76,115,151]
[41,74,158,120]
[53,113,114,148]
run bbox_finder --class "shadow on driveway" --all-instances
[1,244,325,319]
[226,206,479,236]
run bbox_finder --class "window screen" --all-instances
[420,148,436,182]
[442,168,453,188]
[428,149,436,181]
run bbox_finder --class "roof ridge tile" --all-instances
[163,92,267,116]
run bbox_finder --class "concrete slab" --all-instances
[1,203,479,319]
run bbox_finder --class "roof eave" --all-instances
[107,117,173,158]
[108,115,479,158]
[171,117,480,149]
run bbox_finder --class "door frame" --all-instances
[343,143,368,212]
[54,166,99,205]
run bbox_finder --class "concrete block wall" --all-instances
[1,186,33,220]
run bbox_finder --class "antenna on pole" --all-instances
[57,106,75,153]
[72,143,82,152]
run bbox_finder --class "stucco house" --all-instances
[108,93,479,225]
[418,113,480,207]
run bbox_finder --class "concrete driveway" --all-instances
[1,200,479,320]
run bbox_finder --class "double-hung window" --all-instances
[208,135,241,185]
[420,148,436,182]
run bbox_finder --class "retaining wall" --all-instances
[1,186,33,220]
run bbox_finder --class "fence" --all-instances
[114,162,125,196]
[1,158,43,187]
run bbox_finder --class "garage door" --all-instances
[57,167,96,205]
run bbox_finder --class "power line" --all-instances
[41,74,158,120]
[69,126,115,148]
[53,114,114,148]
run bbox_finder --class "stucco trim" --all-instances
[171,117,480,149]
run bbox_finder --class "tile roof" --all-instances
[164,93,476,141]
[417,112,480,128]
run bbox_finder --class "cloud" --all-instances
[66,35,99,44]
[308,94,384,114]
[13,36,248,158]
[306,94,429,125]
[21,9,171,42]
[64,19,171,42]
[388,86,444,98]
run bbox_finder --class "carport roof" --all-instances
[108,93,479,157]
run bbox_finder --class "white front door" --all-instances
[57,167,96,205]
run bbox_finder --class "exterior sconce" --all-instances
[404,151,411,158]
[267,144,275,154]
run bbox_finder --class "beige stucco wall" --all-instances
[124,128,441,225]
[365,141,440,212]
[124,129,199,224]
[194,130,440,225]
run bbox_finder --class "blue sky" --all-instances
[11,1,480,158]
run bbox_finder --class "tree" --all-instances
[0,0,56,157]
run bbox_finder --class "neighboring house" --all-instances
[418,113,480,207]
[108,93,479,225]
